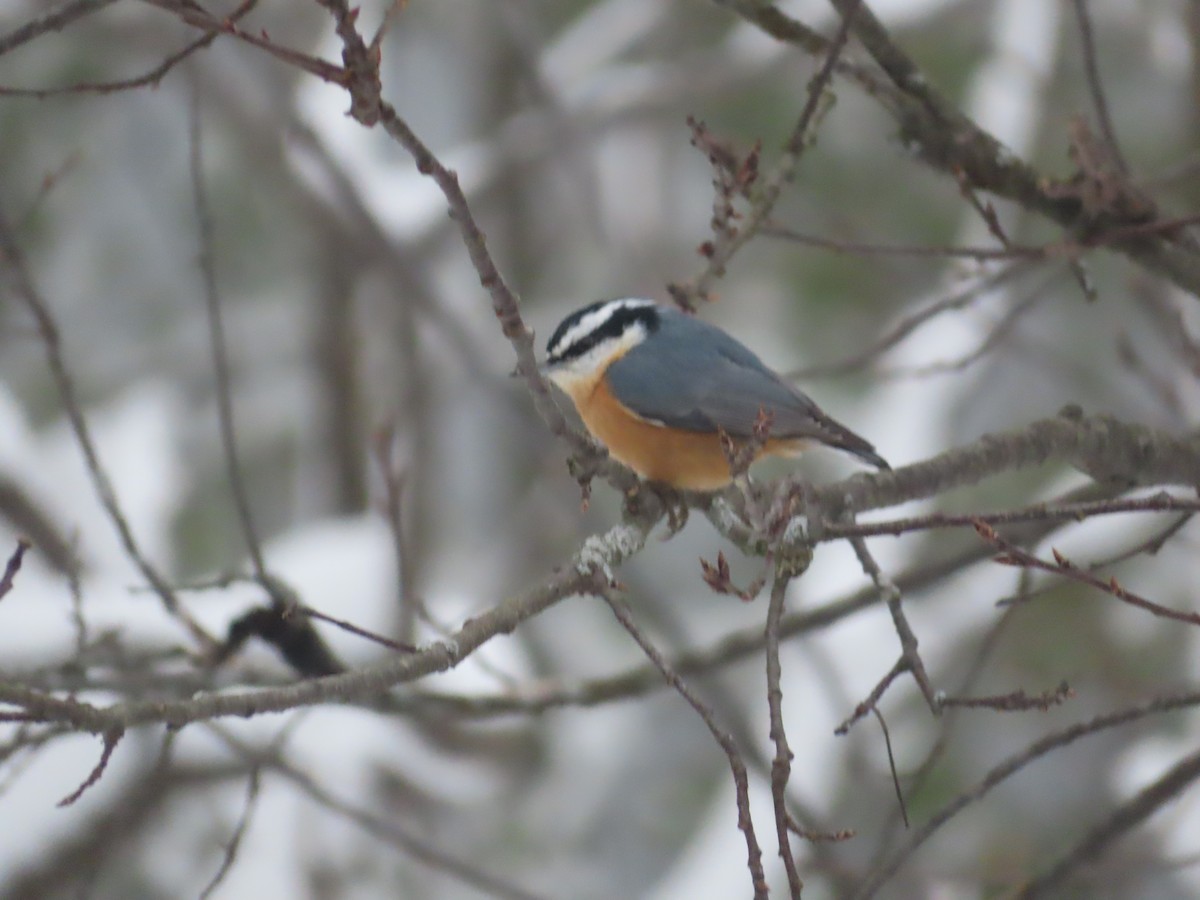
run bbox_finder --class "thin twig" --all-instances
[0,1,260,98]
[819,492,1200,541]
[871,707,908,828]
[790,261,1032,379]
[371,426,427,642]
[975,521,1200,626]
[0,538,31,602]
[189,88,267,581]
[761,224,1046,260]
[1018,745,1200,897]
[836,658,905,735]
[211,728,547,900]
[0,0,121,56]
[885,278,1054,378]
[678,0,862,306]
[0,198,215,650]
[198,767,262,900]
[57,727,123,807]
[0,522,648,731]
[143,0,342,82]
[1069,0,1129,175]
[296,604,417,654]
[850,535,939,715]
[765,568,803,898]
[718,0,1200,303]
[599,585,768,899]
[854,689,1200,898]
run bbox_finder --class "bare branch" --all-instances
[717,0,1200,300]
[0,1,259,98]
[1069,0,1129,176]
[975,521,1200,626]
[188,87,267,581]
[1018,745,1200,897]
[600,585,769,900]
[57,727,123,807]
[765,567,803,897]
[672,0,861,308]
[0,537,31,602]
[0,521,648,732]
[856,689,1200,897]
[0,0,121,57]
[0,198,215,650]
[197,767,261,900]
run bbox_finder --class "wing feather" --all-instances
[605,309,888,468]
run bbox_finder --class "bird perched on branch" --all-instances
[542,298,888,491]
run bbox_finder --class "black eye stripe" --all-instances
[547,303,660,362]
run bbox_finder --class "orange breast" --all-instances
[569,375,804,491]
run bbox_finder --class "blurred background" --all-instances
[2,0,1200,897]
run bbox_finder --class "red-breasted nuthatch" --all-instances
[542,298,889,491]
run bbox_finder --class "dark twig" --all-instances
[0,475,78,579]
[57,727,123,807]
[975,521,1200,626]
[296,604,417,654]
[865,575,1033,864]
[144,0,342,82]
[765,568,803,898]
[0,538,31,602]
[189,88,267,581]
[0,522,646,732]
[850,536,939,715]
[599,585,768,900]
[1018,745,1200,897]
[1069,0,1129,176]
[719,0,1200,302]
[0,198,215,650]
[371,426,428,641]
[210,723,547,900]
[836,658,905,736]
[0,0,121,57]
[412,505,1112,719]
[888,279,1054,378]
[872,707,908,828]
[198,767,262,900]
[855,689,1200,898]
[674,0,861,307]
[762,224,1046,260]
[995,512,1193,608]
[789,262,1033,380]
[0,1,260,98]
[820,492,1200,541]
[939,682,1074,712]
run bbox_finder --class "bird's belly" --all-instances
[579,379,804,490]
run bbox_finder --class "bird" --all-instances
[540,298,889,491]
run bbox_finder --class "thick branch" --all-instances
[718,0,1200,300]
[809,412,1200,521]
[0,522,648,732]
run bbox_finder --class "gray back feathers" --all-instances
[605,307,888,468]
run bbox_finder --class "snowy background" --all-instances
[3,0,1200,897]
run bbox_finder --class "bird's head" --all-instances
[542,298,661,393]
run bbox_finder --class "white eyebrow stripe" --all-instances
[551,298,656,357]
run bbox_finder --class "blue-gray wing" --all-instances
[605,310,888,467]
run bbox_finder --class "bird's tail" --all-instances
[815,416,890,470]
